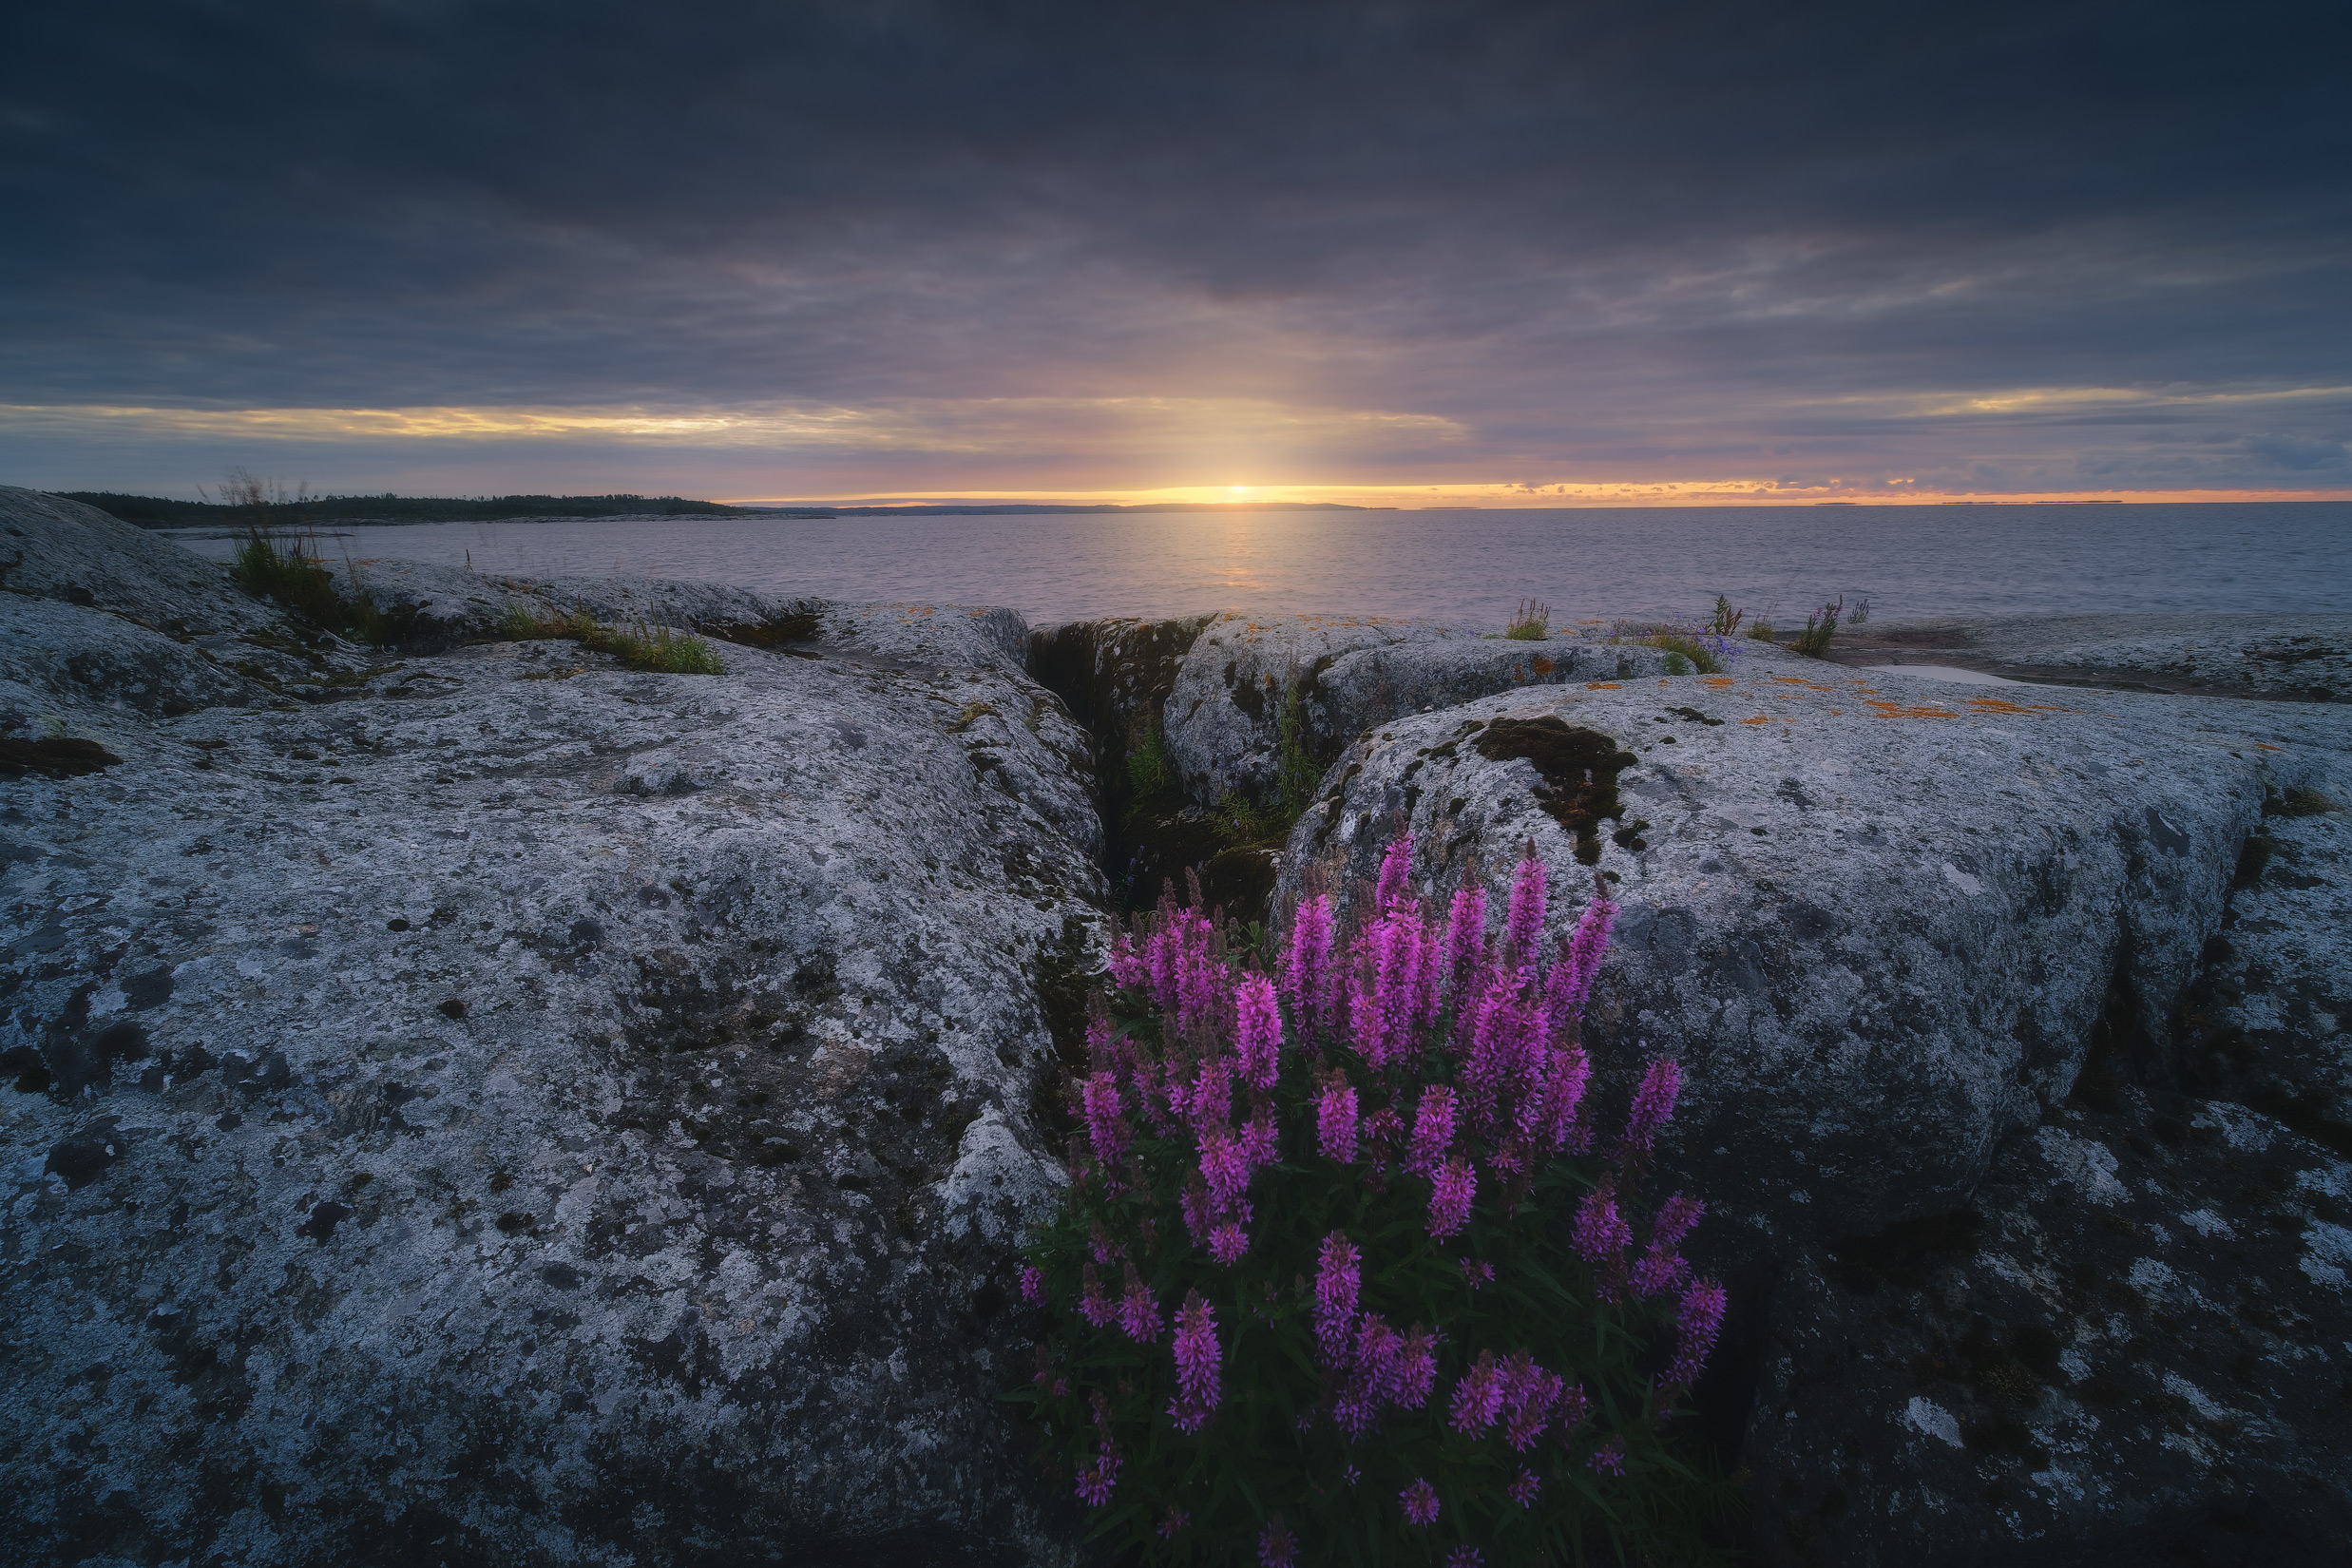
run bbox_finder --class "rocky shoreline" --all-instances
[4,487,2347,1566]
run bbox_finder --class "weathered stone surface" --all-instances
[1275,666,2352,1252]
[0,594,276,722]
[2,587,1100,1562]
[1743,1089,2352,1567]
[0,488,277,637]
[1833,613,2352,702]
[2178,790,2352,1156]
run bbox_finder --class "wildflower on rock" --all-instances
[1281,892,1337,1035]
[1588,1436,1627,1476]
[1234,973,1283,1090]
[1399,1477,1442,1527]
[1208,1222,1250,1266]
[1571,1180,1631,1263]
[1169,1290,1221,1433]
[1508,1467,1541,1508]
[1017,1264,1044,1305]
[1408,1086,1457,1174]
[1448,1349,1504,1435]
[1621,1058,1680,1155]
[1544,891,1617,1033]
[1504,850,1547,965]
[1080,1262,1117,1328]
[1427,1157,1475,1241]
[1315,1075,1359,1164]
[1081,1070,1128,1169]
[1374,834,1414,912]
[1119,1262,1163,1343]
[1257,1516,1297,1568]
[1313,1233,1361,1366]
[1665,1277,1728,1387]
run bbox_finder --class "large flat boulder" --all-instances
[1,584,1102,1562]
[1832,612,2352,702]
[1274,666,2352,1253]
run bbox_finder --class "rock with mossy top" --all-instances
[0,502,1102,1565]
[1275,666,2352,1254]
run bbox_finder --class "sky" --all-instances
[4,0,2348,507]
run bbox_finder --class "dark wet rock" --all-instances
[1,529,1102,1563]
[1743,1090,2352,1567]
[1277,667,2352,1253]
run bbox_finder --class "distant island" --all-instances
[55,490,1391,526]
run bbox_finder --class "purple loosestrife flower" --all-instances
[1157,1506,1190,1539]
[1427,1157,1476,1241]
[1017,1265,1043,1305]
[1408,1086,1457,1174]
[1445,1549,1483,1568]
[1313,1233,1361,1366]
[1081,1070,1128,1169]
[1557,1383,1591,1431]
[1375,834,1414,912]
[1198,1128,1251,1214]
[1448,1349,1505,1435]
[1539,1046,1591,1154]
[1190,1053,1234,1138]
[1233,973,1283,1089]
[1653,1193,1706,1251]
[1501,1354,1565,1451]
[1588,1437,1627,1476]
[1572,1180,1631,1263]
[1630,1243,1692,1299]
[1399,1478,1442,1527]
[1257,1517,1297,1568]
[1459,1257,1494,1290]
[1106,930,1146,991]
[1208,1222,1250,1265]
[1281,892,1337,1035]
[1180,1179,1212,1247]
[1505,851,1547,965]
[1443,884,1488,1005]
[1315,1076,1359,1163]
[1169,1290,1221,1433]
[1543,892,1617,1033]
[1508,1468,1541,1508]
[1073,1438,1121,1506]
[1080,1262,1116,1328]
[1119,1262,1163,1343]
[1392,1325,1439,1408]
[1238,1111,1279,1171]
[1621,1057,1681,1154]
[1665,1277,1729,1387]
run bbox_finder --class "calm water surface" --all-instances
[165,503,2352,628]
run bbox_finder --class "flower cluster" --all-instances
[1018,834,1728,1565]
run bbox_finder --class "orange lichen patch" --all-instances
[1533,657,1553,675]
[2251,742,2284,752]
[1700,677,1734,688]
[1741,716,1774,725]
[1586,681,1621,689]
[1862,698,1958,719]
[1770,676,1839,692]
[1960,696,2075,716]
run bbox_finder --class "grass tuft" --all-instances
[1503,597,1552,641]
[499,602,724,674]
[1793,597,1846,657]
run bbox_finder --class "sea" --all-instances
[159,501,2352,630]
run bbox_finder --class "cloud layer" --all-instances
[5,0,2346,499]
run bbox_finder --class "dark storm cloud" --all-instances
[3,0,2347,491]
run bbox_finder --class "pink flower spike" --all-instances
[1399,1477,1441,1527]
[1208,1223,1250,1266]
[1081,1069,1129,1168]
[1458,1257,1494,1290]
[1571,1182,1631,1262]
[1392,1325,1438,1408]
[1443,885,1487,999]
[1545,891,1617,1031]
[1666,1277,1729,1387]
[1313,1233,1362,1366]
[1157,1506,1190,1539]
[1448,1349,1504,1435]
[1281,893,1337,1035]
[1622,1058,1681,1153]
[1509,1467,1541,1508]
[1315,1077,1359,1164]
[1080,1262,1117,1328]
[1375,834,1414,912]
[1234,973,1283,1090]
[1588,1436,1627,1476]
[1505,851,1547,964]
[1445,1549,1483,1568]
[1427,1157,1476,1241]
[1168,1290,1222,1433]
[1017,1264,1043,1305]
[1119,1262,1163,1343]
[1074,1436,1122,1506]
[1258,1516,1297,1568]
[1408,1086,1457,1174]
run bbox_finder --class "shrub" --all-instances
[1013,839,1732,1566]
[499,602,724,674]
[1791,599,1845,658]
[1504,600,1552,641]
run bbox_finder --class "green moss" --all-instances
[1647,632,1721,674]
[499,602,723,674]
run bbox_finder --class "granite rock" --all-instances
[1,585,1102,1563]
[1273,664,2352,1253]
[1835,613,2352,703]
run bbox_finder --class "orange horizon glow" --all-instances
[716,483,2352,509]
